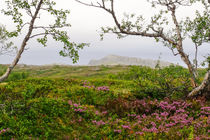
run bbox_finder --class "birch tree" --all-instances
[76,0,210,97]
[0,25,15,55]
[0,0,87,82]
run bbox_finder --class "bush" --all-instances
[109,65,193,99]
[0,70,29,82]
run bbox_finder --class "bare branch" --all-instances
[29,32,55,39]
[76,0,178,46]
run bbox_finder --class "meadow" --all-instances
[0,64,209,139]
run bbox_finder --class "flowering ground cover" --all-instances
[0,65,209,139]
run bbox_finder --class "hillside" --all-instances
[88,55,173,68]
[0,64,209,139]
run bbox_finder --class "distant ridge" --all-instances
[88,55,173,68]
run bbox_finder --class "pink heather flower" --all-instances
[133,123,138,127]
[68,100,73,105]
[160,112,169,117]
[176,109,185,113]
[177,132,181,136]
[152,113,159,116]
[136,115,141,119]
[201,107,210,110]
[170,106,176,111]
[135,132,143,135]
[151,122,156,127]
[96,120,106,126]
[145,109,149,112]
[78,117,82,122]
[97,86,110,91]
[150,127,158,133]
[165,123,176,127]
[114,129,122,133]
[95,111,100,115]
[158,125,165,131]
[74,108,84,112]
[195,137,201,140]
[142,127,148,132]
[102,111,108,115]
[142,114,147,119]
[73,104,79,107]
[138,120,142,124]
[172,101,180,105]
[142,102,146,107]
[92,120,106,126]
[121,125,131,130]
[156,116,162,121]
[0,128,10,134]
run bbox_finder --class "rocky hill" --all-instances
[88,55,173,68]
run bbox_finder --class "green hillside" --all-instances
[0,64,209,139]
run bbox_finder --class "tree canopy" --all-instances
[0,0,87,82]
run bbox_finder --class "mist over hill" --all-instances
[88,55,173,68]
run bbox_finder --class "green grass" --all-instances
[0,64,129,79]
[0,64,209,139]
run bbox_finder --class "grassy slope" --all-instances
[0,64,209,139]
[6,64,129,79]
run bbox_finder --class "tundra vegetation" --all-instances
[0,0,209,139]
[0,64,209,139]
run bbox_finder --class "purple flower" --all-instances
[68,100,73,105]
[142,114,147,119]
[92,120,106,126]
[102,111,108,115]
[74,108,84,112]
[95,111,100,115]
[165,123,176,127]
[151,122,156,127]
[135,132,143,135]
[97,86,110,91]
[121,125,131,130]
[73,104,79,107]
[0,128,10,134]
[114,129,122,133]
[96,120,106,126]
[160,112,169,117]
[176,109,185,113]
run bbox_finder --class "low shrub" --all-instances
[109,65,194,99]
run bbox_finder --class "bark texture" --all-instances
[188,70,210,97]
[0,0,43,82]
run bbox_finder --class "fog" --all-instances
[0,0,209,67]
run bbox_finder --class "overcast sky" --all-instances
[0,0,209,66]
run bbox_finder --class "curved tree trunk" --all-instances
[188,70,210,97]
[0,0,43,82]
[170,7,197,88]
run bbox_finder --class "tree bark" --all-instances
[0,0,43,82]
[170,7,197,88]
[188,70,210,97]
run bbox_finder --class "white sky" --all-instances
[0,0,209,66]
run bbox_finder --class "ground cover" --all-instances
[0,65,209,139]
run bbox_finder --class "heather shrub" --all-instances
[109,65,193,99]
